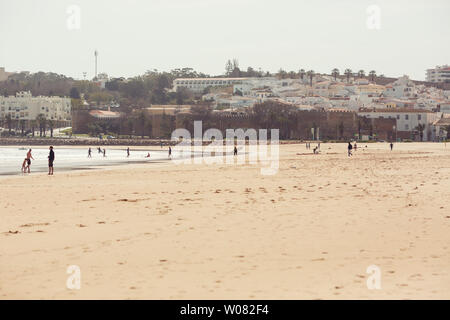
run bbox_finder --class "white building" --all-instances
[383,75,417,99]
[0,91,71,124]
[173,77,250,93]
[358,108,440,141]
[426,65,450,83]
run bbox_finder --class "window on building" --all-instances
[405,115,409,120]
[418,115,422,120]
[396,115,400,119]
[405,124,409,130]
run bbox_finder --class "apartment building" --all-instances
[0,91,71,124]
[426,65,450,83]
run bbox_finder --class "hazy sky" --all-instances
[0,0,449,80]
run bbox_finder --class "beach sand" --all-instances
[1,142,449,299]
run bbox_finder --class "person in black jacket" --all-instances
[48,146,55,175]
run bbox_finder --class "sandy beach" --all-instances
[1,142,449,299]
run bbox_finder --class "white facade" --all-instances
[0,91,71,122]
[358,108,440,141]
[173,77,250,93]
[426,65,450,83]
[383,75,417,99]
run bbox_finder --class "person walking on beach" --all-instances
[390,142,394,151]
[168,146,172,158]
[23,149,34,173]
[48,146,55,175]
[348,142,353,157]
[146,152,151,158]
[127,147,130,157]
[98,147,102,154]
[88,148,92,158]
[103,149,106,157]
[354,142,357,151]
[234,146,238,156]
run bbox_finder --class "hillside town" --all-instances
[1,64,449,142]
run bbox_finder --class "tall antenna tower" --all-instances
[94,50,98,79]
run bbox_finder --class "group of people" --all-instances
[21,146,55,175]
[347,141,394,156]
[87,146,173,159]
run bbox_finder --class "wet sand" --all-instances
[1,142,449,299]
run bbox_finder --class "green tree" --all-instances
[70,87,80,99]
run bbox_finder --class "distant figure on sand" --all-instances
[234,146,238,156]
[146,152,151,158]
[22,149,34,173]
[88,148,92,158]
[390,142,394,151]
[168,146,172,158]
[354,142,357,151]
[127,147,130,157]
[348,142,353,157]
[48,146,55,175]
[98,147,102,154]
[103,149,106,157]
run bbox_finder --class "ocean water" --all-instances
[0,147,173,175]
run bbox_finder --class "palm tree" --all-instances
[19,119,26,136]
[30,119,36,137]
[36,114,47,137]
[344,69,352,83]
[358,70,365,78]
[299,69,305,80]
[369,70,377,82]
[416,123,426,142]
[5,114,12,134]
[307,70,314,87]
[48,119,54,138]
[332,68,339,81]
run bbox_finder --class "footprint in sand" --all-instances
[5,230,20,234]
[20,222,50,228]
